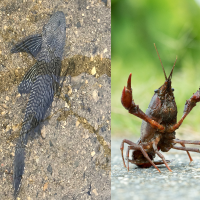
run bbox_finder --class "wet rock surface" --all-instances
[112,138,200,200]
[0,0,110,199]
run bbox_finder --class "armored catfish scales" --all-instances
[11,11,66,197]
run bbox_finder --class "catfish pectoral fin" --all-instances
[11,34,42,58]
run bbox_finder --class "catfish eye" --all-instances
[172,88,174,92]
[154,89,159,93]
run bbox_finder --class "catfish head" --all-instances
[39,11,66,61]
[11,11,66,63]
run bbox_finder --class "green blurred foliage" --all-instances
[111,0,200,136]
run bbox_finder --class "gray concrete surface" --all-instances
[112,137,200,200]
[0,0,111,199]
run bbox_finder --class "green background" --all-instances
[111,0,200,137]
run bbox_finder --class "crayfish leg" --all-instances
[173,139,200,145]
[120,139,135,168]
[172,139,200,163]
[172,145,200,153]
[153,142,172,172]
[181,143,193,163]
[127,159,158,169]
[153,160,171,165]
[120,139,163,173]
[139,146,161,173]
[132,160,171,168]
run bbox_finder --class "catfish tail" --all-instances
[13,140,26,198]
[13,113,38,197]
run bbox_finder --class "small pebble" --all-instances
[76,120,80,127]
[92,189,98,196]
[93,90,99,102]
[10,152,14,157]
[68,86,72,95]
[41,126,46,139]
[91,67,96,75]
[43,182,48,191]
[65,102,69,108]
[1,111,6,116]
[2,104,7,109]
[91,151,95,157]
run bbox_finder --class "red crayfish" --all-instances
[120,44,200,172]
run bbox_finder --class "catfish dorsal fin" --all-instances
[11,34,42,58]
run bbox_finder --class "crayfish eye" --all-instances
[172,88,174,91]
[154,89,159,93]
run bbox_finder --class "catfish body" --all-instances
[11,11,66,197]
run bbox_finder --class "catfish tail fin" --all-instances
[13,139,26,198]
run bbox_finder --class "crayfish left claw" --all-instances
[121,74,133,110]
[127,73,132,90]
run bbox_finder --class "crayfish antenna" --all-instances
[154,43,167,80]
[168,56,177,80]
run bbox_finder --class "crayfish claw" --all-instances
[121,87,132,109]
[121,74,133,110]
[122,86,126,97]
[127,73,132,90]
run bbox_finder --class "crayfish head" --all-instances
[151,57,178,122]
[149,44,178,122]
[156,79,174,97]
